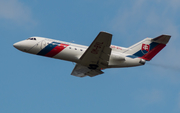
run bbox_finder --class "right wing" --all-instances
[79,31,112,69]
[71,31,112,77]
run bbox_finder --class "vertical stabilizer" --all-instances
[125,35,171,61]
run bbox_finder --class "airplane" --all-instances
[13,31,171,77]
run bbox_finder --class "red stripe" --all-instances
[140,44,166,61]
[45,44,69,57]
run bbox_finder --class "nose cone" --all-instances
[13,40,33,52]
[13,42,22,50]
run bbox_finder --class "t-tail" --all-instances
[125,35,171,61]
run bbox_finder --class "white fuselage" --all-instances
[13,32,171,77]
[13,37,145,69]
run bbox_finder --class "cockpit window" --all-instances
[27,38,36,40]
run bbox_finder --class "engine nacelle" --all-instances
[110,53,125,61]
[139,59,146,65]
[108,53,146,68]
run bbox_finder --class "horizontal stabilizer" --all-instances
[152,35,171,44]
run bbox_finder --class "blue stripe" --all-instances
[127,42,159,58]
[37,42,61,56]
[126,55,138,58]
[133,51,144,57]
[149,42,158,51]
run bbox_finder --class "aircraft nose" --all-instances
[13,42,22,50]
[13,40,33,52]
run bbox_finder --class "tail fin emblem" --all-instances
[141,44,150,54]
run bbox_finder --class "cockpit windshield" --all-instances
[27,38,36,40]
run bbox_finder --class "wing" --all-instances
[71,64,104,77]
[71,31,112,77]
[80,31,112,69]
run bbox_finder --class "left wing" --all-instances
[71,64,104,77]
[71,31,112,77]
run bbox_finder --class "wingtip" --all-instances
[100,31,113,36]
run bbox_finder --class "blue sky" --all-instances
[1,0,180,113]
